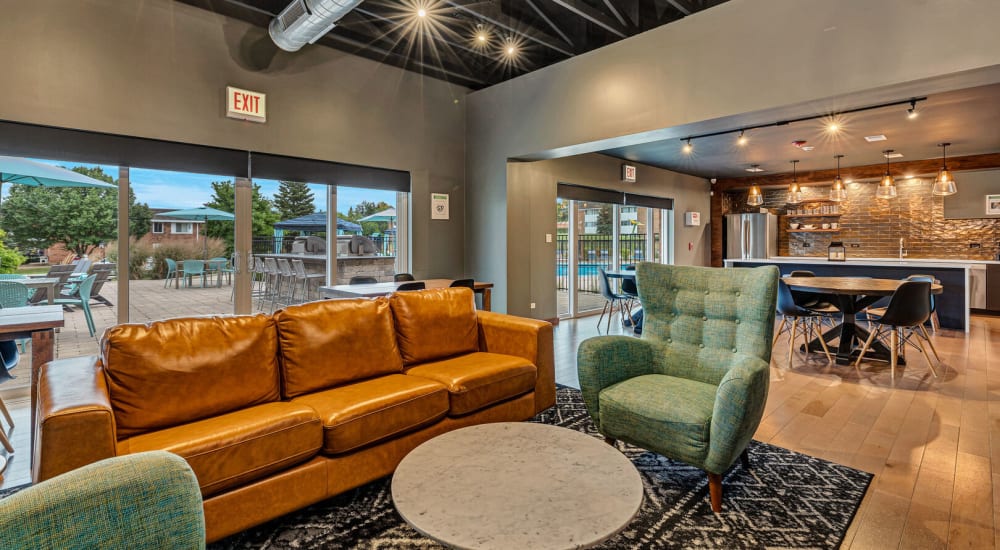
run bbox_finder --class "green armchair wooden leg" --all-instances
[708,472,723,513]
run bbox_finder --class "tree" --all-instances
[129,189,154,238]
[0,166,150,258]
[203,180,280,249]
[273,181,315,220]
[596,205,614,235]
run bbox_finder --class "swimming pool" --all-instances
[556,264,632,277]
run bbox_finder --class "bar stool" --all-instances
[258,258,280,311]
[291,259,325,302]
[272,259,296,310]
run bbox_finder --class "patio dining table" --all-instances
[783,276,943,366]
[21,277,60,305]
[320,279,494,311]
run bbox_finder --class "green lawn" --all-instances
[16,265,50,275]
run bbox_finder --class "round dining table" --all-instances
[783,276,943,366]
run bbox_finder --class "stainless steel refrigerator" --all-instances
[725,213,777,260]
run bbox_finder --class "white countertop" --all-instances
[725,257,994,269]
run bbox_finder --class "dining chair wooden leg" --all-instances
[930,311,940,332]
[0,425,13,453]
[854,326,880,368]
[918,324,941,362]
[787,317,798,368]
[773,317,787,348]
[911,329,938,378]
[0,396,14,429]
[597,302,609,330]
[813,318,833,362]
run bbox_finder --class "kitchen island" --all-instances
[723,257,987,332]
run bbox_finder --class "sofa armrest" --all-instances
[3,451,205,549]
[34,356,118,483]
[476,311,555,414]
[577,336,661,428]
[705,356,770,474]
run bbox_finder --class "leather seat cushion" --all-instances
[102,314,281,438]
[599,374,716,466]
[405,352,536,416]
[292,374,448,454]
[274,297,404,398]
[118,401,322,498]
[389,287,479,365]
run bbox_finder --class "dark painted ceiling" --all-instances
[178,0,730,89]
[600,83,1000,180]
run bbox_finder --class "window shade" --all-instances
[557,183,673,210]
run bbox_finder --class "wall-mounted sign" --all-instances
[684,212,701,226]
[226,86,266,123]
[987,194,1000,215]
[431,193,450,220]
[621,164,637,183]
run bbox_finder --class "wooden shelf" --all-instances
[782,214,841,218]
[788,229,840,233]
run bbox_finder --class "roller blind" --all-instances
[250,152,410,191]
[557,183,673,209]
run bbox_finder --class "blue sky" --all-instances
[10,158,395,214]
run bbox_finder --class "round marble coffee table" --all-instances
[392,422,643,550]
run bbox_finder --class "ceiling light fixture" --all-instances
[737,130,747,146]
[417,7,427,17]
[829,154,848,202]
[876,149,898,199]
[786,160,802,204]
[682,139,693,154]
[932,142,957,196]
[677,96,926,153]
[747,165,764,206]
[827,122,840,133]
[907,99,919,119]
[474,23,488,44]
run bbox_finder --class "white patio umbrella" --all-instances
[0,155,117,209]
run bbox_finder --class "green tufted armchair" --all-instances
[0,451,205,548]
[578,263,778,513]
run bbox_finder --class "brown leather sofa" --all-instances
[33,288,554,543]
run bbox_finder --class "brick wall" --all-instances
[724,178,1000,260]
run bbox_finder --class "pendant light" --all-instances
[876,149,898,199]
[747,165,764,206]
[786,160,802,204]
[932,142,957,196]
[829,154,847,201]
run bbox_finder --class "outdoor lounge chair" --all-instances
[54,274,97,337]
[88,263,116,306]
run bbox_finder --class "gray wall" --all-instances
[507,154,708,319]
[467,0,1000,312]
[0,0,467,279]
[943,169,1000,219]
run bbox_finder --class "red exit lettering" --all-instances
[232,91,260,114]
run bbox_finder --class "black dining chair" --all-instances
[786,270,839,324]
[449,278,474,289]
[349,276,378,285]
[394,273,415,282]
[854,281,937,382]
[774,280,833,368]
[396,281,426,291]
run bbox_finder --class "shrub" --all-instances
[0,229,26,274]
[106,236,227,280]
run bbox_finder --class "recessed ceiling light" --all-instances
[827,122,840,133]
[885,152,903,158]
[864,135,887,142]
[745,166,764,173]
[417,8,427,17]
[801,146,815,151]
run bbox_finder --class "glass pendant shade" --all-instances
[829,177,847,201]
[747,184,764,206]
[786,182,802,204]
[876,174,897,199]
[932,168,957,196]
[932,142,957,196]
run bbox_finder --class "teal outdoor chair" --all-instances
[0,280,31,308]
[183,260,207,288]
[578,264,779,513]
[53,274,97,337]
[0,451,205,549]
[164,258,179,288]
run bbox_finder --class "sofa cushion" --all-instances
[274,297,404,398]
[599,374,716,466]
[389,287,478,365]
[404,352,536,416]
[292,374,448,454]
[102,315,280,439]
[117,401,322,498]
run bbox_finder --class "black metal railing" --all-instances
[556,233,661,293]
[251,235,396,256]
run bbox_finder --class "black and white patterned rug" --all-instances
[211,387,872,549]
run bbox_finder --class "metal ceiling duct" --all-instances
[269,0,364,52]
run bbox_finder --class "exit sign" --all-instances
[621,164,637,183]
[226,86,266,123]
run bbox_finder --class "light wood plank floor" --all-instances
[2,311,995,549]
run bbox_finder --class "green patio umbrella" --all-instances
[0,155,118,209]
[358,207,396,224]
[159,206,236,259]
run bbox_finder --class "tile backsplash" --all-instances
[724,178,1000,260]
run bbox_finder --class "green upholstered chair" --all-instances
[578,263,778,513]
[0,451,206,549]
